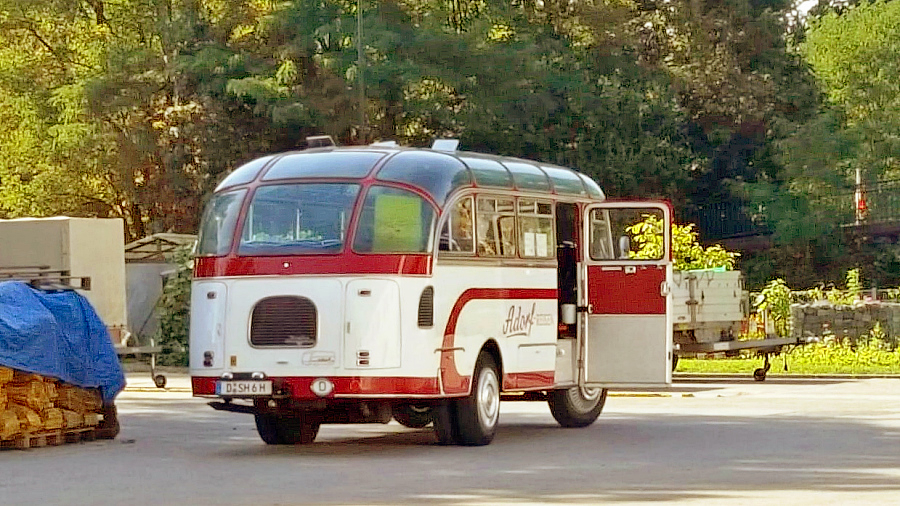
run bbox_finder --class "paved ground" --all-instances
[1,372,899,506]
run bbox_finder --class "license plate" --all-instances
[216,380,273,396]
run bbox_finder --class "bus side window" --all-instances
[439,196,474,253]
[476,197,516,257]
[518,199,554,258]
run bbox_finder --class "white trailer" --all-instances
[0,217,127,337]
[671,269,804,380]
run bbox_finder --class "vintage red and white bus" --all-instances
[190,138,673,446]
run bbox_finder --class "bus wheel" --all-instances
[454,353,500,446]
[255,414,320,445]
[548,386,607,428]
[393,404,433,428]
[432,401,459,445]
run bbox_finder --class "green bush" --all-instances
[155,245,193,366]
[628,215,739,270]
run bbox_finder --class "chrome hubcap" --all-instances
[569,386,603,413]
[477,368,500,428]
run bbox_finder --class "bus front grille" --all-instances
[250,296,317,347]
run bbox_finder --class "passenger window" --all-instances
[439,197,475,254]
[518,199,554,258]
[476,197,516,257]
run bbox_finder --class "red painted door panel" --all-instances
[586,265,666,315]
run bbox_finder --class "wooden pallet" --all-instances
[0,427,99,450]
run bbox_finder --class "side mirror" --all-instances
[618,236,631,259]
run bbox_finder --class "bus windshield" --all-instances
[238,183,360,255]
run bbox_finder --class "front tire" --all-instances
[255,414,320,445]
[548,386,607,428]
[454,353,500,446]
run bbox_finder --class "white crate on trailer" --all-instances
[0,217,128,343]
[671,269,747,344]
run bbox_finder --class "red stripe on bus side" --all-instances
[194,254,432,277]
[503,371,556,390]
[440,288,557,395]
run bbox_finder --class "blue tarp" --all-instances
[0,281,125,403]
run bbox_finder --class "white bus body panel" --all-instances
[344,279,402,369]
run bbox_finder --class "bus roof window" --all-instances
[502,161,551,192]
[459,156,514,189]
[376,151,471,205]
[578,173,605,199]
[542,166,588,196]
[262,151,386,181]
[216,156,275,191]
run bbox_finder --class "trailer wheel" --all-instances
[548,386,607,428]
[453,352,500,446]
[753,368,767,382]
[393,404,433,428]
[255,414,320,445]
[153,374,167,389]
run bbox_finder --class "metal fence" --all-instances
[689,179,900,241]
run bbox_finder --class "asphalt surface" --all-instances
[1,371,898,506]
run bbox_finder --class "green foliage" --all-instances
[753,268,864,337]
[628,214,739,270]
[680,317,900,375]
[752,0,900,246]
[155,245,194,366]
[825,268,862,305]
[679,338,900,375]
[754,278,792,336]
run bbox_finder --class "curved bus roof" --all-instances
[215,145,605,207]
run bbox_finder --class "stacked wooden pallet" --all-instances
[0,366,105,449]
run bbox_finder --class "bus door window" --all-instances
[598,209,664,261]
[555,203,578,337]
[589,209,615,260]
[476,197,516,257]
[439,196,474,253]
[353,186,436,253]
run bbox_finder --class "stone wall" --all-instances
[790,301,900,345]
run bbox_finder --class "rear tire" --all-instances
[432,401,459,445]
[548,386,607,428]
[454,353,500,446]
[255,414,320,445]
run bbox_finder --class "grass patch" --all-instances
[676,337,900,375]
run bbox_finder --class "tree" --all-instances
[802,0,900,183]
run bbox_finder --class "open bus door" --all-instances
[579,202,673,388]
